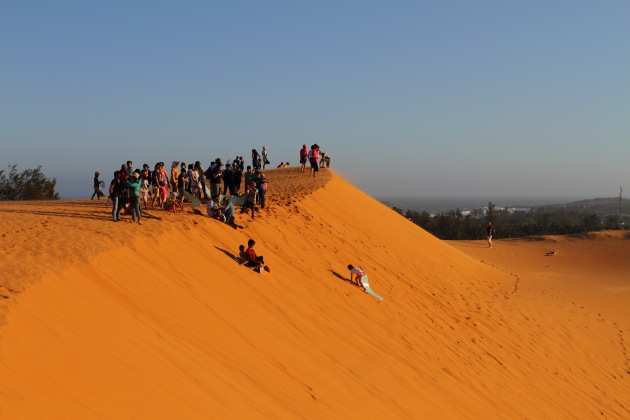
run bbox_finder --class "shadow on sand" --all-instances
[329,269,362,289]
[214,246,243,264]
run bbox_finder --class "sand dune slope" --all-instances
[0,170,628,419]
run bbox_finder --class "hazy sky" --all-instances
[2,1,628,199]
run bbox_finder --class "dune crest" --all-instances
[1,169,628,419]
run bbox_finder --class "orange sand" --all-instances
[0,168,628,419]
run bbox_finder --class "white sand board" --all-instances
[361,276,383,300]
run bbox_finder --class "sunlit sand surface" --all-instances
[1,168,628,419]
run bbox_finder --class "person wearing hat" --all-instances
[299,144,308,172]
[91,171,104,200]
[262,146,269,170]
[125,170,142,224]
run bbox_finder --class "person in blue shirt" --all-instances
[125,171,142,224]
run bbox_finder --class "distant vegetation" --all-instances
[392,199,630,240]
[0,165,59,200]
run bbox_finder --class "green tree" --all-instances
[582,213,600,232]
[0,165,59,200]
[486,202,496,223]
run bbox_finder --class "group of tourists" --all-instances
[90,143,332,225]
[299,144,330,177]
[89,145,377,295]
[98,156,268,225]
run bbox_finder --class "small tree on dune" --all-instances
[0,165,59,200]
[486,201,496,223]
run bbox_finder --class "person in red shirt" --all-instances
[244,239,270,273]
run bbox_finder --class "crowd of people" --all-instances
[93,144,330,225]
[89,145,373,293]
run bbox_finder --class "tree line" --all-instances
[0,165,59,200]
[392,202,628,240]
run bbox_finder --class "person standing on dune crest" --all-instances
[487,222,494,248]
[299,144,308,172]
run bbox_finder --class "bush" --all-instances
[0,165,59,200]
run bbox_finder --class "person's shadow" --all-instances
[214,246,243,264]
[329,269,362,289]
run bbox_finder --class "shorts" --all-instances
[310,160,319,171]
[159,186,168,197]
[300,157,307,164]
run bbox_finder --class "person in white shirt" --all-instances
[347,264,367,291]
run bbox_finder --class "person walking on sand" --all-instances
[91,172,104,200]
[487,222,494,248]
[262,146,269,170]
[347,264,367,291]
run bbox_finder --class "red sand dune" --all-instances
[0,168,628,419]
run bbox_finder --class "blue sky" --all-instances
[2,1,628,199]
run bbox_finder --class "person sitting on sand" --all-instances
[347,264,367,291]
[244,239,269,273]
[276,162,284,168]
[238,245,247,264]
[207,194,223,220]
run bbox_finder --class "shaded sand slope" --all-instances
[1,170,628,419]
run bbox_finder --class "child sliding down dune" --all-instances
[243,239,271,273]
